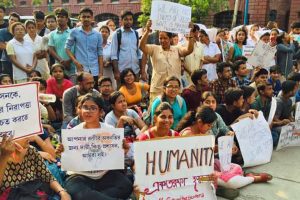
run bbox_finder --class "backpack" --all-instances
[116,28,139,59]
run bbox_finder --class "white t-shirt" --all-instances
[202,42,221,81]
[6,38,34,81]
[67,122,114,180]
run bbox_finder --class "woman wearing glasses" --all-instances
[150,76,187,129]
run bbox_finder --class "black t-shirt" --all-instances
[216,104,244,126]
[0,22,8,29]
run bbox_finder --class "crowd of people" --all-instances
[0,4,300,200]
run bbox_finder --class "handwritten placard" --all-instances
[39,93,56,103]
[231,111,273,167]
[61,128,124,171]
[151,1,191,34]
[218,136,234,171]
[276,123,300,151]
[134,136,215,199]
[242,45,255,58]
[0,82,42,141]
[247,40,277,68]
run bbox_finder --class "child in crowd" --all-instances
[232,60,251,87]
[0,74,13,85]
[268,66,282,96]
[212,62,237,104]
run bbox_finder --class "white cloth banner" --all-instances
[276,123,300,151]
[247,40,277,68]
[218,136,234,172]
[0,82,42,141]
[134,136,215,199]
[268,97,277,125]
[61,128,124,171]
[231,111,273,167]
[151,1,191,34]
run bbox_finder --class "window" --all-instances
[111,0,119,3]
[62,0,69,3]
[20,1,27,6]
[94,0,101,2]
[77,0,85,3]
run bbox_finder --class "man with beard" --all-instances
[232,60,251,87]
[49,8,76,83]
[65,7,103,86]
[62,72,100,126]
[111,11,144,84]
[212,62,237,104]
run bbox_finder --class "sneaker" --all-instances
[216,186,239,199]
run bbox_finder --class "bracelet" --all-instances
[58,189,66,194]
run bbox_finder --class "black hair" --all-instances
[109,91,124,105]
[0,74,12,84]
[45,14,56,21]
[202,91,217,102]
[276,32,286,44]
[154,102,173,116]
[260,32,270,39]
[9,12,20,22]
[33,10,45,20]
[98,76,112,86]
[224,87,244,106]
[216,62,232,74]
[77,72,91,83]
[120,68,136,85]
[100,25,110,34]
[50,63,65,75]
[271,28,279,34]
[172,33,178,38]
[257,82,273,95]
[80,93,104,110]
[193,24,200,32]
[0,6,5,12]
[291,21,300,29]
[162,76,181,102]
[25,20,36,28]
[287,72,300,82]
[241,86,255,100]
[269,65,281,73]
[54,7,69,18]
[235,28,248,45]
[254,68,268,78]
[32,77,47,88]
[232,60,246,72]
[175,106,217,132]
[199,29,208,37]
[80,7,93,16]
[191,69,207,85]
[29,70,42,78]
[159,31,173,39]
[281,80,297,94]
[121,10,133,19]
[233,55,247,62]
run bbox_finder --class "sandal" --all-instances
[245,172,273,183]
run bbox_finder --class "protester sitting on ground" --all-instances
[138,102,179,140]
[62,94,133,200]
[240,86,256,113]
[182,68,211,111]
[6,22,37,83]
[276,32,295,77]
[151,76,187,129]
[212,62,237,104]
[272,80,298,143]
[268,66,282,96]
[62,72,100,127]
[119,68,149,108]
[24,20,50,80]
[201,91,234,137]
[0,135,71,200]
[66,95,84,129]
[232,60,251,87]
[105,91,148,142]
[28,69,42,80]
[0,73,12,85]
[249,68,269,96]
[98,76,114,114]
[232,28,247,61]
[139,19,195,102]
[287,72,300,103]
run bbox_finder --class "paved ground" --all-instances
[218,147,300,200]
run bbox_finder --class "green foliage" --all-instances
[0,0,15,8]
[32,0,43,6]
[138,0,229,26]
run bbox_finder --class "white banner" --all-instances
[231,111,273,167]
[0,82,42,141]
[151,1,191,34]
[134,136,215,199]
[61,128,124,171]
[276,123,300,151]
[242,45,255,58]
[218,136,234,172]
[295,102,300,122]
[247,40,277,68]
[268,97,277,125]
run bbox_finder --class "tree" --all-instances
[32,0,43,6]
[138,0,229,26]
[0,0,15,8]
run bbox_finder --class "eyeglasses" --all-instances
[166,85,180,90]
[81,105,98,112]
